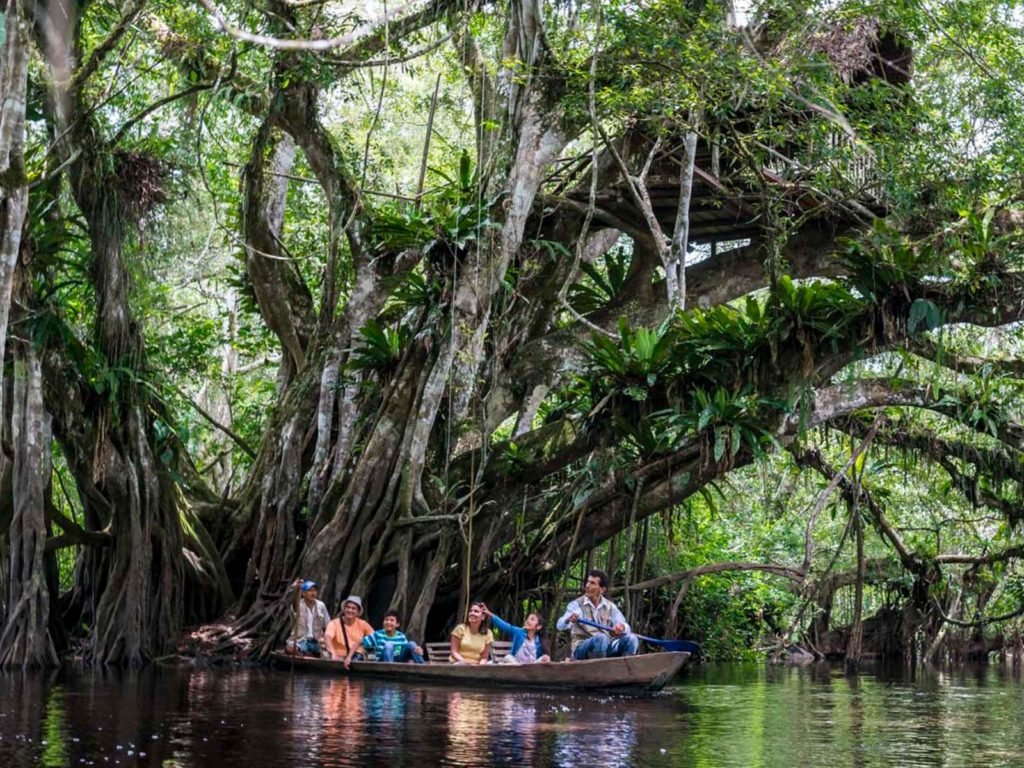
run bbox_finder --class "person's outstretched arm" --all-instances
[362,630,379,651]
[486,610,516,638]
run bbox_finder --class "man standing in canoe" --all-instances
[556,569,639,660]
[285,579,331,657]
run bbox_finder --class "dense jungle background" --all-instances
[2,0,1024,668]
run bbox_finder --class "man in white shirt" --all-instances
[556,569,639,660]
[285,579,331,657]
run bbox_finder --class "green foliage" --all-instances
[381,269,442,321]
[568,244,632,314]
[583,277,867,427]
[500,440,529,475]
[673,301,768,386]
[585,318,676,386]
[576,273,885,470]
[677,573,796,661]
[348,319,410,374]
[614,413,679,458]
[907,298,942,335]
[153,417,188,483]
[686,388,781,461]
[839,220,936,302]
[947,208,1024,288]
[366,151,498,262]
[939,374,1015,440]
[773,275,861,342]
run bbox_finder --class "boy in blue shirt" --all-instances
[362,610,426,663]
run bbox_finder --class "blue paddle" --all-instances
[577,618,702,655]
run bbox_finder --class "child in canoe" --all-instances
[481,604,551,664]
[362,609,425,664]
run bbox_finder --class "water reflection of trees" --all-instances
[16,665,1024,767]
[490,697,540,765]
[551,709,638,768]
[0,672,60,767]
[444,690,639,768]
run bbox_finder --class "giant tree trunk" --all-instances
[0,0,52,668]
[85,407,184,665]
[0,0,28,421]
[217,1,570,656]
[24,0,202,665]
[0,348,58,668]
[147,0,1001,663]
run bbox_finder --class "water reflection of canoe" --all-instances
[270,651,690,693]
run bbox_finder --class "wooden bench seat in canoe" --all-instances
[424,640,512,663]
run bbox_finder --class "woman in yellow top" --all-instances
[449,601,493,664]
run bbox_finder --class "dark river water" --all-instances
[2,661,1023,767]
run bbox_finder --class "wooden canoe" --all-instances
[270,651,690,693]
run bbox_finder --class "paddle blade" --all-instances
[647,638,701,655]
[578,619,702,656]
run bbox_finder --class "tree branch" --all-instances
[610,561,806,595]
[909,333,1024,379]
[177,389,256,459]
[792,415,882,573]
[45,501,113,552]
[112,83,212,145]
[194,0,432,52]
[73,0,147,91]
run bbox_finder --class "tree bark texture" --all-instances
[0,0,29,426]
[0,348,58,668]
[24,0,200,665]
[221,0,575,653]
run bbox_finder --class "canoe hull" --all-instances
[270,651,689,693]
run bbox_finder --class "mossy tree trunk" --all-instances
[0,0,58,668]
[0,0,28,421]
[22,0,225,665]
[0,347,59,668]
[215,0,570,651]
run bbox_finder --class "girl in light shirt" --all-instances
[482,605,551,664]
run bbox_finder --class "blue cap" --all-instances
[300,580,318,592]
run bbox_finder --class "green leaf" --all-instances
[624,386,648,401]
[714,428,727,462]
[698,405,715,432]
[459,149,472,192]
[907,299,941,335]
